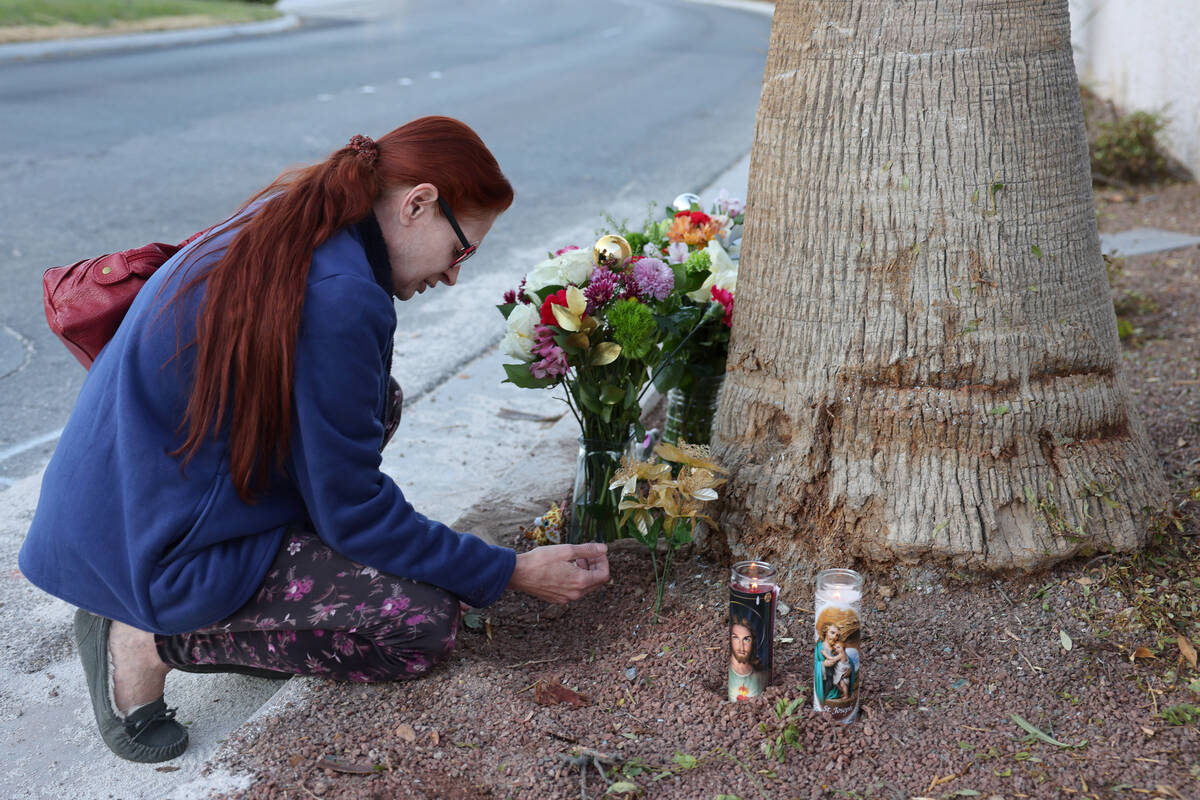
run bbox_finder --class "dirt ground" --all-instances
[212,184,1200,800]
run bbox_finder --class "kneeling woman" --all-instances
[20,117,608,763]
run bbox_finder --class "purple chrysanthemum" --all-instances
[632,257,674,301]
[584,267,619,313]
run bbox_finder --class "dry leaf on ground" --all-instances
[533,679,590,708]
[315,756,378,775]
[1178,635,1197,669]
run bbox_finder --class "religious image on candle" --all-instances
[728,561,776,702]
[813,568,863,723]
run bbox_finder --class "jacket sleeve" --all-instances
[286,273,516,607]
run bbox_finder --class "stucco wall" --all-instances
[1071,0,1200,177]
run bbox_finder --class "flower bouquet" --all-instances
[610,441,727,619]
[499,238,686,542]
[602,191,744,445]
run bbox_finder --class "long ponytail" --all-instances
[167,116,514,502]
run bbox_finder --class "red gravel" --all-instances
[211,185,1200,800]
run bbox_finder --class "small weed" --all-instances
[759,697,804,762]
[1114,290,1159,317]
[1160,703,1200,726]
[1092,110,1171,184]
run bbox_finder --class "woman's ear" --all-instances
[400,183,439,224]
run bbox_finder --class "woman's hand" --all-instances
[508,543,610,604]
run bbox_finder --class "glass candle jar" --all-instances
[813,568,863,724]
[728,561,777,701]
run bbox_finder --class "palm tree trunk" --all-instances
[716,0,1164,585]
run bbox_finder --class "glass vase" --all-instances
[569,436,632,544]
[663,374,725,447]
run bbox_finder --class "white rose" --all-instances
[556,248,594,286]
[522,248,594,300]
[500,302,538,362]
[688,240,738,301]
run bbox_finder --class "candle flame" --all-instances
[751,580,758,592]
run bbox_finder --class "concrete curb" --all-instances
[686,0,776,18]
[0,13,300,65]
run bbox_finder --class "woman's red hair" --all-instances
[168,116,513,502]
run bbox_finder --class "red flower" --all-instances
[540,289,569,326]
[711,286,734,327]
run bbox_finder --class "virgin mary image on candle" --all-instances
[814,607,860,710]
[728,606,767,701]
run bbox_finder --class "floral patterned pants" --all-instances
[155,527,460,683]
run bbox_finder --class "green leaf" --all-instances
[534,285,562,302]
[1059,630,1073,651]
[575,383,604,415]
[1031,244,1043,259]
[653,360,687,394]
[501,362,557,389]
[1010,713,1087,748]
[606,781,641,796]
[600,384,625,405]
[901,175,910,190]
[989,405,1009,417]
[672,752,698,770]
[497,301,516,319]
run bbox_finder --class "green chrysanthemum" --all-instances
[608,298,656,361]
[684,249,712,276]
[625,232,650,256]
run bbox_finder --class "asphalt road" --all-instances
[0,0,770,489]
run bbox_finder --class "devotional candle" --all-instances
[728,561,777,701]
[813,568,863,723]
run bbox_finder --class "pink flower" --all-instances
[332,632,356,656]
[632,258,674,301]
[554,245,581,256]
[405,613,430,627]
[283,577,314,602]
[348,671,371,683]
[530,325,570,379]
[380,595,411,617]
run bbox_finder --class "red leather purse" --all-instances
[42,230,209,369]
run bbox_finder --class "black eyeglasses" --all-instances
[436,197,479,268]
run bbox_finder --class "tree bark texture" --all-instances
[716,0,1164,583]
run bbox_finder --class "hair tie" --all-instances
[348,134,378,167]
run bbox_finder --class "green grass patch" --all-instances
[0,0,278,29]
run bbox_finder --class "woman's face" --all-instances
[824,624,840,646]
[376,183,498,302]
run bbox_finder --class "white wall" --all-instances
[1071,0,1200,177]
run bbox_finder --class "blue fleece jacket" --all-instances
[19,215,516,635]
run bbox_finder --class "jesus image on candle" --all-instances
[728,607,766,701]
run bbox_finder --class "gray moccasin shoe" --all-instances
[73,609,189,763]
